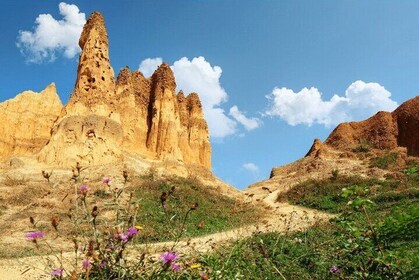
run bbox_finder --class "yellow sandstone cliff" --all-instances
[0,12,211,170]
[0,83,62,159]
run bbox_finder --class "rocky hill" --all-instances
[325,95,419,156]
[246,95,419,201]
[0,12,211,171]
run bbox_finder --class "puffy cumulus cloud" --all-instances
[265,80,398,127]
[139,56,261,138]
[243,162,259,173]
[138,57,163,77]
[171,57,228,109]
[172,57,235,138]
[17,2,86,63]
[204,107,237,138]
[229,105,262,131]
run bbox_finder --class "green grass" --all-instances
[370,152,399,169]
[193,168,419,279]
[194,203,418,279]
[277,175,402,213]
[197,227,334,279]
[126,176,264,242]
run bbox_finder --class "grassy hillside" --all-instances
[126,175,264,242]
[0,171,265,259]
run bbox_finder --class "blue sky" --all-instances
[1,1,419,189]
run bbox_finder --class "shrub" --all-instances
[352,139,371,153]
[331,169,339,181]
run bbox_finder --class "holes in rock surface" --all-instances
[101,76,105,81]
[87,129,96,138]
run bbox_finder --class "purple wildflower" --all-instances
[50,268,63,276]
[99,260,106,269]
[82,259,91,270]
[199,271,208,279]
[126,227,139,237]
[115,232,128,242]
[329,265,341,274]
[171,263,180,272]
[161,251,179,264]
[79,185,90,196]
[102,178,111,184]
[25,231,45,240]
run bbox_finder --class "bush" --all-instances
[352,139,371,153]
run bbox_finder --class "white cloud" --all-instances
[229,105,262,131]
[204,107,237,138]
[243,162,259,173]
[171,57,228,109]
[17,2,86,63]
[139,57,163,77]
[172,57,236,138]
[265,80,398,127]
[139,56,261,138]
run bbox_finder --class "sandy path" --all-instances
[0,201,333,280]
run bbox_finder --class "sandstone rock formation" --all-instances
[38,115,124,166]
[177,91,211,168]
[115,67,151,157]
[325,111,398,151]
[304,138,323,157]
[63,12,116,117]
[325,96,419,156]
[393,96,419,156]
[1,12,211,170]
[0,83,62,160]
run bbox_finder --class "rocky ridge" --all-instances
[325,96,419,156]
[0,12,211,171]
[246,95,418,201]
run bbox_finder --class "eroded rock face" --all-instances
[178,92,211,168]
[64,12,116,117]
[146,63,183,160]
[115,67,151,156]
[325,111,398,150]
[305,138,323,157]
[325,96,419,156]
[0,83,62,159]
[113,65,211,168]
[34,12,212,169]
[38,115,123,166]
[393,96,419,156]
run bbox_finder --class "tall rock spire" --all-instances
[67,12,115,113]
[146,63,183,160]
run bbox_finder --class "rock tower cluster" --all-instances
[0,12,211,169]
